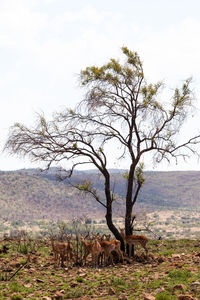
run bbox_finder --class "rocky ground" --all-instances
[0,239,200,299]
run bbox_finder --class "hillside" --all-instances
[0,171,105,222]
[0,169,200,223]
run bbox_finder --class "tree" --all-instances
[5,47,200,251]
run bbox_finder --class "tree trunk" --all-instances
[125,163,135,256]
[105,211,125,252]
[104,170,125,251]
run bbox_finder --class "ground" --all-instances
[0,239,200,299]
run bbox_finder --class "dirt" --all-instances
[0,239,200,299]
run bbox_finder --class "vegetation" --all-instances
[4,47,200,248]
[1,169,200,225]
[0,238,200,299]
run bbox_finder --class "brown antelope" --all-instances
[98,240,116,265]
[119,228,148,257]
[50,238,68,266]
[98,234,123,263]
[100,233,111,241]
[81,236,94,266]
[65,234,73,261]
[110,239,124,263]
[91,238,102,267]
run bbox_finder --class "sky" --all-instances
[1,0,200,171]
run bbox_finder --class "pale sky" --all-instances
[1,0,200,171]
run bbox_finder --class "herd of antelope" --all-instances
[50,228,149,267]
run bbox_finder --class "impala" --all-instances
[91,238,102,267]
[50,238,68,266]
[65,234,73,261]
[119,228,148,257]
[81,236,94,266]
[99,240,115,265]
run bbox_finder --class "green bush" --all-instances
[168,269,190,281]
[156,291,176,300]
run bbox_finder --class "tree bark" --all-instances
[125,163,135,256]
[104,170,125,251]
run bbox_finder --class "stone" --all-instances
[54,290,64,299]
[190,281,200,291]
[143,294,155,300]
[178,295,194,300]
[173,284,186,291]
[108,287,115,295]
[157,257,165,263]
[155,287,165,294]
[70,281,78,287]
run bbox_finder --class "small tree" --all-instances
[5,47,200,251]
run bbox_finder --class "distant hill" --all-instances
[0,168,200,222]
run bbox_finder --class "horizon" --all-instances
[1,166,200,173]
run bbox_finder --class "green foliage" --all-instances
[76,180,91,191]
[168,269,191,282]
[76,276,84,283]
[155,292,176,300]
[10,282,24,293]
[135,163,145,186]
[110,275,129,289]
[0,238,200,299]
[11,296,23,300]
[122,163,145,186]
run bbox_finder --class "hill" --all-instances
[0,171,105,222]
[0,169,200,223]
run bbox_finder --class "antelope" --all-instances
[102,234,123,262]
[110,239,124,263]
[50,238,68,266]
[99,240,115,265]
[91,233,123,265]
[65,234,73,261]
[101,234,111,241]
[81,236,94,266]
[91,238,102,267]
[97,234,123,263]
[119,228,148,257]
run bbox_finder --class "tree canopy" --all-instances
[5,47,200,250]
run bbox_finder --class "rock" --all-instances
[10,262,21,268]
[70,281,78,287]
[77,272,87,277]
[108,287,115,295]
[64,268,69,272]
[31,256,38,263]
[173,284,186,291]
[178,295,194,300]
[118,295,128,300]
[143,294,155,300]
[157,257,165,263]
[155,287,165,294]
[42,297,51,300]
[54,290,64,299]
[190,281,200,291]
[23,283,32,288]
[172,254,181,258]
[36,278,44,283]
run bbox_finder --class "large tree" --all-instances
[5,47,200,249]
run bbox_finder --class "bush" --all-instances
[156,292,176,300]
